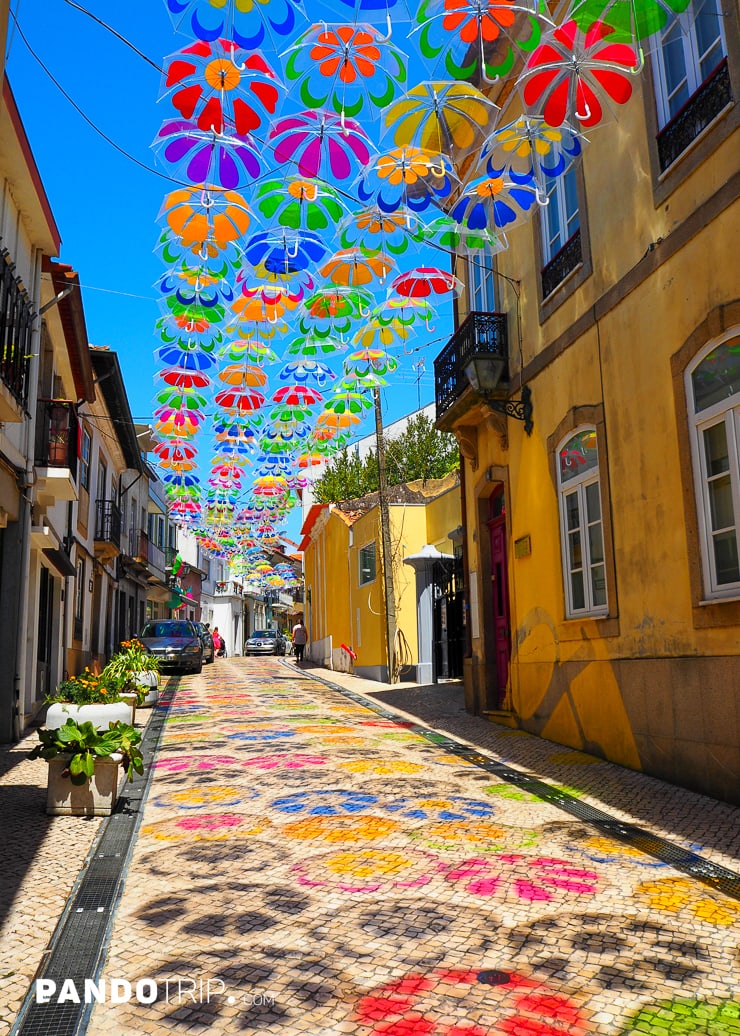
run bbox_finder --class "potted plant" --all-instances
[102,639,160,709]
[45,669,132,731]
[30,718,144,816]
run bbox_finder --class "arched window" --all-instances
[557,428,607,617]
[686,332,740,597]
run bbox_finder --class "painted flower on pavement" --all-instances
[444,854,600,900]
[410,820,539,854]
[355,968,589,1034]
[385,795,497,822]
[152,754,241,772]
[293,847,439,893]
[339,758,426,776]
[635,877,740,927]
[141,813,271,841]
[270,789,379,816]
[281,815,401,843]
[151,785,255,810]
[241,753,328,770]
[620,998,740,1035]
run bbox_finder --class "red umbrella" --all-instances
[214,387,266,412]
[272,385,324,407]
[391,267,463,298]
[153,441,198,463]
[158,367,211,389]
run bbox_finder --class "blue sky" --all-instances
[5,1,456,541]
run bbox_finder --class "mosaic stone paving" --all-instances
[81,658,740,1036]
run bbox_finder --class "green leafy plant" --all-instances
[47,668,125,706]
[101,639,160,705]
[30,719,144,785]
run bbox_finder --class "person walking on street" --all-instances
[292,618,307,662]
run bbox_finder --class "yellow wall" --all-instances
[445,59,740,801]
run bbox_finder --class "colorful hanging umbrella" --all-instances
[155,341,219,370]
[481,116,585,205]
[219,338,279,365]
[352,315,412,350]
[154,408,206,437]
[156,313,225,352]
[357,147,459,214]
[272,385,324,407]
[285,332,349,358]
[344,347,399,379]
[157,263,235,309]
[568,0,691,42]
[268,110,373,182]
[218,363,269,388]
[323,388,374,415]
[339,206,422,256]
[153,120,263,190]
[421,213,509,257]
[160,187,252,252]
[161,41,282,136]
[333,0,416,37]
[164,0,303,50]
[242,229,329,274]
[300,287,374,335]
[253,177,347,232]
[519,21,639,128]
[157,367,212,389]
[153,441,199,463]
[383,80,499,154]
[321,248,395,287]
[450,172,539,230]
[414,0,545,83]
[391,266,464,297]
[283,23,408,120]
[155,387,210,410]
[277,360,337,387]
[214,387,266,412]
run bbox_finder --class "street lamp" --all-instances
[464,355,534,436]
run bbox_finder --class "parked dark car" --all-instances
[195,622,215,664]
[245,629,286,656]
[139,619,203,674]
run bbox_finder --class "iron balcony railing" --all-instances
[657,58,732,172]
[541,228,582,300]
[0,244,34,411]
[94,499,121,549]
[35,400,78,475]
[434,311,509,419]
[125,528,167,575]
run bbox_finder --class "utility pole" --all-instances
[373,387,398,683]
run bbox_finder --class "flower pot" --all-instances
[134,671,159,708]
[119,692,137,725]
[45,701,133,732]
[46,753,123,816]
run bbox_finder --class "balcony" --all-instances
[34,400,79,505]
[0,246,33,422]
[215,580,244,597]
[122,528,167,580]
[541,229,582,300]
[434,311,509,420]
[657,58,732,172]
[94,499,121,564]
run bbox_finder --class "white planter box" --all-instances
[45,701,132,731]
[46,753,123,816]
[134,671,159,708]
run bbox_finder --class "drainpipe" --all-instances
[13,248,42,739]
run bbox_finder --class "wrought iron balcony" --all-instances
[657,58,732,172]
[35,400,78,473]
[434,311,509,420]
[94,499,121,550]
[0,245,33,419]
[541,229,582,299]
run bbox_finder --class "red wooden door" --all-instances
[488,492,511,707]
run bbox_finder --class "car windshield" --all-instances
[251,631,277,639]
[141,622,193,639]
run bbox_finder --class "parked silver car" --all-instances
[139,619,203,674]
[245,629,286,656]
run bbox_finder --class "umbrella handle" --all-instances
[228,40,247,72]
[376,10,393,43]
[575,100,591,122]
[535,186,549,206]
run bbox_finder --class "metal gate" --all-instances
[432,553,465,680]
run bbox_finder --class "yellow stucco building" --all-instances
[434,4,740,802]
[300,473,462,683]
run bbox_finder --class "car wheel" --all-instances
[194,663,203,674]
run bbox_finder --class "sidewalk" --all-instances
[2,658,740,1036]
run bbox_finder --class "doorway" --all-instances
[487,485,511,708]
[37,565,54,700]
[432,555,465,680]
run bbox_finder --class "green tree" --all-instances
[312,414,458,503]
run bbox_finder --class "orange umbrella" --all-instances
[320,248,395,288]
[218,363,269,387]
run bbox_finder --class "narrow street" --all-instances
[6,660,740,1036]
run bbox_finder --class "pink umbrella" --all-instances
[268,110,373,182]
[272,385,324,407]
[391,267,464,298]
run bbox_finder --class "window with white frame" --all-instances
[557,429,608,617]
[80,428,91,490]
[652,0,727,129]
[468,246,497,313]
[687,332,740,597]
[542,158,580,266]
[358,541,377,586]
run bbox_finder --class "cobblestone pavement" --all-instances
[5,658,740,1035]
[0,729,103,1034]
